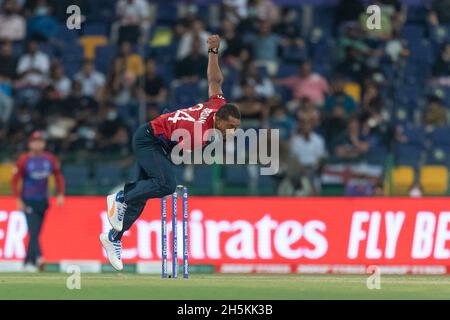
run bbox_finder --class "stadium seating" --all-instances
[79,35,108,60]
[391,166,415,195]
[3,1,450,197]
[0,163,14,194]
[95,164,123,189]
[420,165,449,195]
[62,165,90,193]
[224,165,250,187]
[95,45,118,74]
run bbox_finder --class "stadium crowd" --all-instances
[1,0,450,196]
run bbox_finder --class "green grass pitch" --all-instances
[0,274,449,300]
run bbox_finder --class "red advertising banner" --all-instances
[0,197,449,273]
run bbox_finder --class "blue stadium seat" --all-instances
[156,3,179,24]
[396,144,423,167]
[87,0,117,22]
[257,174,276,193]
[400,24,424,41]
[56,22,79,43]
[173,83,201,109]
[367,145,388,165]
[407,39,433,64]
[425,147,450,166]
[95,164,123,187]
[224,165,249,186]
[429,127,450,147]
[152,44,177,64]
[173,164,186,186]
[275,85,293,102]
[62,165,89,187]
[312,6,335,38]
[83,22,109,36]
[38,43,55,58]
[277,63,298,78]
[193,165,214,188]
[401,126,426,146]
[282,45,308,63]
[61,44,84,77]
[12,40,24,56]
[405,6,427,24]
[95,45,117,74]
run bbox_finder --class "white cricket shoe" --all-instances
[106,191,127,232]
[100,232,123,271]
[23,263,38,273]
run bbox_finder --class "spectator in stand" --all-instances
[321,102,348,152]
[64,118,97,153]
[269,104,295,141]
[16,39,50,87]
[221,18,245,64]
[116,41,144,77]
[0,76,12,125]
[333,116,369,160]
[324,77,357,117]
[432,44,450,79]
[0,0,26,41]
[49,61,71,99]
[35,84,63,116]
[175,37,208,83]
[104,57,137,107]
[276,60,329,108]
[27,0,58,42]
[177,18,210,61]
[423,95,447,128]
[235,80,268,128]
[233,62,274,99]
[336,45,368,83]
[113,0,150,44]
[253,0,279,25]
[251,21,282,76]
[96,103,130,155]
[62,80,98,117]
[74,60,106,100]
[223,0,248,24]
[274,7,304,48]
[360,81,383,113]
[0,41,18,81]
[336,23,369,63]
[138,58,167,107]
[428,0,450,26]
[289,113,327,195]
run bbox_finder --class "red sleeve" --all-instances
[47,153,65,195]
[208,94,227,110]
[11,154,27,197]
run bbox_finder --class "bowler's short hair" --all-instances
[216,103,241,121]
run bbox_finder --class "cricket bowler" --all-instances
[100,35,241,270]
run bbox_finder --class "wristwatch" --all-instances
[208,47,219,54]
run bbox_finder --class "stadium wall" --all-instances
[0,197,449,274]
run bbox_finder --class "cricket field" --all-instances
[0,274,449,299]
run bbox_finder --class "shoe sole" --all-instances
[99,234,123,271]
[106,194,123,232]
